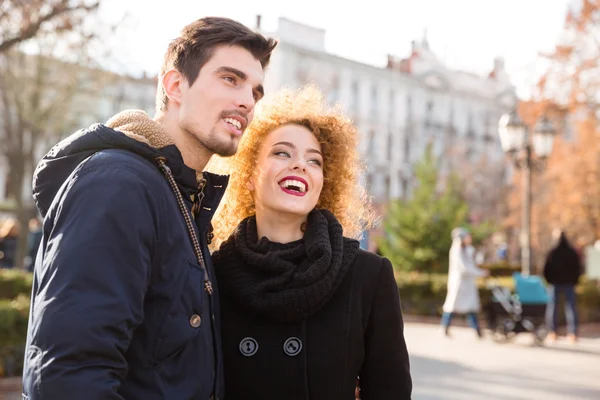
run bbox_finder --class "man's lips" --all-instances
[222,114,248,130]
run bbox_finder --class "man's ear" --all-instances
[161,69,186,107]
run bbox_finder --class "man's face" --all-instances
[178,45,265,157]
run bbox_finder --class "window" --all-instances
[369,130,377,157]
[328,76,340,104]
[401,178,409,199]
[426,100,434,113]
[384,175,391,199]
[389,90,395,121]
[425,99,434,129]
[370,84,378,115]
[403,136,410,163]
[350,81,359,112]
[387,132,393,162]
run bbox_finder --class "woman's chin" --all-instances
[273,205,313,219]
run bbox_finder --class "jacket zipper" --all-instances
[155,157,213,295]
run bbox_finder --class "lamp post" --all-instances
[498,110,557,276]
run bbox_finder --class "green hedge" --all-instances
[0,294,29,376]
[395,271,600,324]
[479,263,522,277]
[0,270,33,300]
[0,269,598,376]
[395,272,503,316]
[0,270,32,376]
[0,295,29,348]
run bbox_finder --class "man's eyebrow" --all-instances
[215,66,246,79]
[216,66,264,98]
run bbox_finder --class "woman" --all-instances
[208,85,412,399]
[441,227,488,338]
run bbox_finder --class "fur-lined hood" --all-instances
[33,110,227,218]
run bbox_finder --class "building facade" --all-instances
[261,17,518,205]
[2,17,519,226]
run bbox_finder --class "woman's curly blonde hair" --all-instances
[206,84,374,249]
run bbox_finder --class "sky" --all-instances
[98,0,573,99]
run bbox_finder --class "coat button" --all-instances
[239,337,259,357]
[189,314,201,328]
[283,337,303,356]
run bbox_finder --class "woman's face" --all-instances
[463,234,472,245]
[248,123,324,219]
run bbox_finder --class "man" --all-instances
[23,17,277,399]
[543,228,583,344]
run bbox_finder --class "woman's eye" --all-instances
[274,151,290,157]
[308,159,322,166]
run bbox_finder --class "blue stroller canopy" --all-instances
[513,273,548,305]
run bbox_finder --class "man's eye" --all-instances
[224,76,236,83]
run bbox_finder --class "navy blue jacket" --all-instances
[22,124,227,399]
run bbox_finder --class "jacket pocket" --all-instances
[153,262,205,363]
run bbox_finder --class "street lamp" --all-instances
[498,110,557,276]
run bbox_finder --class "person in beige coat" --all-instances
[441,227,489,337]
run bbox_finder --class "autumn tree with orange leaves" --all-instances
[512,0,600,268]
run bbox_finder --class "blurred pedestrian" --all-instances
[0,218,19,268]
[25,217,43,272]
[543,228,582,343]
[441,227,489,338]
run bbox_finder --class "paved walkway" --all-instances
[2,321,599,399]
[406,322,600,400]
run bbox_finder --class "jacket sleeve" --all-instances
[359,258,412,399]
[543,251,554,283]
[23,161,162,399]
[457,246,486,278]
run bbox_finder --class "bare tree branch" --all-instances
[0,0,99,53]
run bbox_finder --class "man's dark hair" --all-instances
[156,17,278,111]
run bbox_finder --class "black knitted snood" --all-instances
[213,209,360,323]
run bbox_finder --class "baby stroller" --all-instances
[484,273,549,345]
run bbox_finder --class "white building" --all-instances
[260,17,519,204]
[2,17,519,219]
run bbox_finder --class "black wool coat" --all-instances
[216,245,412,400]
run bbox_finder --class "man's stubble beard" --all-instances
[184,124,239,158]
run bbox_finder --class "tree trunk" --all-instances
[10,156,28,270]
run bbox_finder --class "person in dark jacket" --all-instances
[0,219,19,268]
[25,217,43,272]
[22,17,277,400]
[208,85,412,399]
[543,228,583,343]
